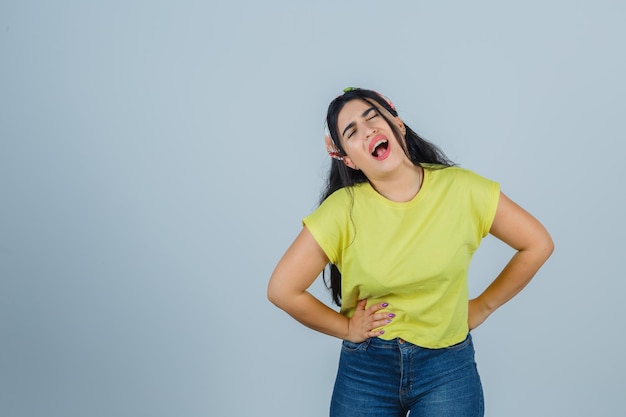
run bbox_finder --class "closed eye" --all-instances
[342,106,379,139]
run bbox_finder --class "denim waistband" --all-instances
[345,333,471,351]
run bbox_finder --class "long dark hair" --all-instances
[321,88,455,306]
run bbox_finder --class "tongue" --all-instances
[374,145,387,157]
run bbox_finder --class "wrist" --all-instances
[473,296,496,314]
[342,315,353,341]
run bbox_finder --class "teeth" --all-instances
[371,139,388,155]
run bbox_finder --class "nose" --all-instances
[363,124,377,139]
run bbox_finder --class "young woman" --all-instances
[267,87,553,417]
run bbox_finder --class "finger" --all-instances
[367,302,389,313]
[373,311,396,321]
[369,316,394,331]
[355,299,368,311]
[364,314,395,337]
[367,328,386,338]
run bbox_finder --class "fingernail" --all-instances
[385,319,392,323]
[379,330,385,335]
[382,303,389,307]
[388,313,395,318]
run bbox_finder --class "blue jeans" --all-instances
[330,334,484,417]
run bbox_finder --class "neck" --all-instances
[368,162,423,202]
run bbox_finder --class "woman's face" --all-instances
[336,99,408,175]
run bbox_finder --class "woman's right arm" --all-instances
[267,226,391,342]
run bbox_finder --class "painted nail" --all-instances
[385,319,392,323]
[382,303,389,308]
[388,313,396,318]
[379,330,385,335]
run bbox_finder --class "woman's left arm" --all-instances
[468,191,554,330]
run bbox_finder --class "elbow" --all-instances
[267,277,287,309]
[519,230,554,268]
[546,236,555,258]
[544,230,555,257]
[537,231,555,264]
[267,281,280,306]
[268,275,305,313]
[267,289,279,307]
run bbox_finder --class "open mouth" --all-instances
[370,138,389,159]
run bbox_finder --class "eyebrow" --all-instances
[341,106,377,138]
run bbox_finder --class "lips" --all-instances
[369,135,390,160]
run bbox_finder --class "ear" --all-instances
[395,116,406,135]
[342,156,358,170]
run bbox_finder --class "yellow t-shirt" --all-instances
[303,166,500,348]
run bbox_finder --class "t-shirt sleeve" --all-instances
[302,190,351,264]
[467,171,500,238]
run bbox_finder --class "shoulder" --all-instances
[425,164,483,179]
[305,185,358,223]
[320,182,372,206]
[422,165,501,236]
[320,186,353,208]
[426,165,500,208]
[425,165,496,188]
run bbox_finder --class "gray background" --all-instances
[1,1,624,416]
